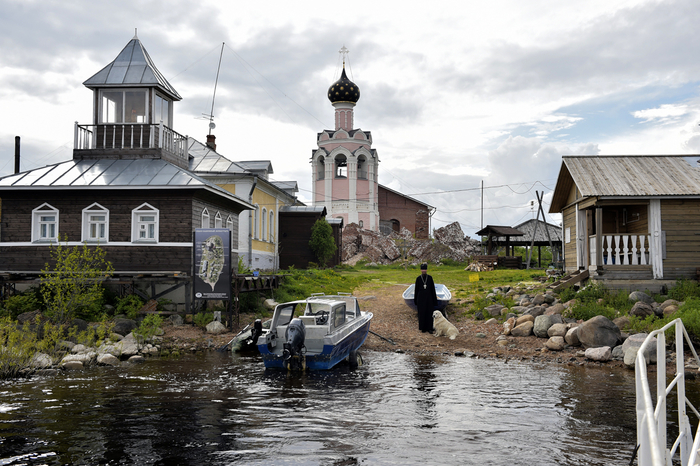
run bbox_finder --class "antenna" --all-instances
[206,42,225,135]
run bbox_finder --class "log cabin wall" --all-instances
[562,205,577,271]
[661,198,700,279]
[0,189,241,274]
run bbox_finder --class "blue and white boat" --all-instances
[256,293,373,371]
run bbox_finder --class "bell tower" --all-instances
[311,47,379,230]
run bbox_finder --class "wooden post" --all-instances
[596,207,603,274]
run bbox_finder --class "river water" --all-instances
[1,350,696,465]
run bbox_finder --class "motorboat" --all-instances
[256,293,373,370]
[402,283,452,313]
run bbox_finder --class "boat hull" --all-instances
[402,283,451,312]
[258,319,371,370]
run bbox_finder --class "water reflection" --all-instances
[1,350,697,465]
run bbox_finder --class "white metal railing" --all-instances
[74,122,188,161]
[636,318,700,466]
[590,234,652,266]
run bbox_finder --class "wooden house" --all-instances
[188,137,299,271]
[549,155,700,289]
[278,206,343,269]
[0,35,253,309]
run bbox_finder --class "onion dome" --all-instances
[328,67,360,104]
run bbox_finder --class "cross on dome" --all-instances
[339,45,349,66]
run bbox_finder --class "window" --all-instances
[154,93,170,127]
[317,156,325,180]
[262,208,267,241]
[357,155,367,179]
[226,215,234,232]
[131,203,159,243]
[201,208,210,228]
[32,203,59,243]
[253,205,259,239]
[82,203,109,243]
[215,211,222,228]
[269,211,274,242]
[100,90,147,123]
[335,154,347,178]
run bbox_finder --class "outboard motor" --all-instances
[250,319,263,346]
[282,318,306,369]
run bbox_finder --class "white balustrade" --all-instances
[590,234,652,266]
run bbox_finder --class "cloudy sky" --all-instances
[2,0,700,237]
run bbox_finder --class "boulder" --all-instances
[30,352,53,369]
[585,346,612,362]
[532,294,546,306]
[547,323,568,338]
[629,302,654,318]
[128,355,146,364]
[169,314,184,327]
[624,347,642,368]
[525,306,546,318]
[516,315,535,326]
[533,315,553,338]
[485,304,505,318]
[17,310,44,325]
[62,360,84,370]
[503,317,516,336]
[263,299,278,310]
[660,299,680,311]
[544,303,565,315]
[565,327,580,346]
[577,315,621,349]
[61,352,96,366]
[545,337,566,351]
[629,291,653,305]
[206,321,227,335]
[97,353,120,366]
[511,321,534,337]
[116,333,140,357]
[663,305,679,316]
[113,318,138,337]
[69,318,89,333]
[613,316,630,331]
[621,333,657,364]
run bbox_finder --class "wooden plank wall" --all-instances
[661,199,700,279]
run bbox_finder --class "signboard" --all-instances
[193,228,231,300]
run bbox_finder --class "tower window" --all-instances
[335,154,347,178]
[357,155,367,179]
[317,156,325,180]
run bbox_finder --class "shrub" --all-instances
[40,241,114,323]
[564,301,617,321]
[134,314,163,343]
[194,312,214,328]
[0,293,41,320]
[668,279,700,301]
[116,295,145,319]
[308,219,336,267]
[674,298,700,339]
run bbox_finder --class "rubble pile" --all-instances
[342,221,481,266]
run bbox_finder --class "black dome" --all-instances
[327,67,360,104]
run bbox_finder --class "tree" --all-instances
[41,240,114,323]
[309,219,336,268]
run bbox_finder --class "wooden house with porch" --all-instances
[549,155,700,291]
[0,34,254,310]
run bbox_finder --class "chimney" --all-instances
[14,136,20,174]
[206,134,217,151]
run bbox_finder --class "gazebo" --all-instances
[475,225,525,268]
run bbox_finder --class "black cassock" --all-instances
[414,274,438,332]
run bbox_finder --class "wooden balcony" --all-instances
[73,122,188,168]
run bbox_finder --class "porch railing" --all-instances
[590,234,652,266]
[74,122,188,161]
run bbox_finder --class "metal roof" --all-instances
[188,138,249,173]
[0,158,253,209]
[83,34,181,101]
[550,155,700,212]
[280,206,326,214]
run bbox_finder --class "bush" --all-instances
[308,219,336,267]
[194,312,214,328]
[564,301,618,321]
[674,298,700,339]
[0,293,41,320]
[116,295,145,319]
[668,279,700,301]
[134,314,163,343]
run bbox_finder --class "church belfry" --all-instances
[311,47,379,230]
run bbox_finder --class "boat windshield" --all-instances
[274,303,301,327]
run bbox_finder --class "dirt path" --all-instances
[164,281,627,369]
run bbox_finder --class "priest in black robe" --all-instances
[414,263,438,333]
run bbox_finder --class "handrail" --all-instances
[73,122,188,161]
[636,318,700,466]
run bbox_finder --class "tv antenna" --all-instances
[202,42,225,135]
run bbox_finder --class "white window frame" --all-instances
[269,210,275,242]
[226,215,234,232]
[253,205,259,239]
[214,211,222,228]
[131,203,159,243]
[202,208,210,228]
[99,88,148,124]
[262,208,267,241]
[32,203,59,243]
[81,202,109,243]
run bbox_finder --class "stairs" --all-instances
[547,269,589,292]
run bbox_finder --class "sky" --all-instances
[2,0,700,238]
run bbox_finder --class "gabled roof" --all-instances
[550,155,700,212]
[0,158,252,209]
[188,138,249,173]
[378,184,434,210]
[83,34,181,101]
[512,219,562,243]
